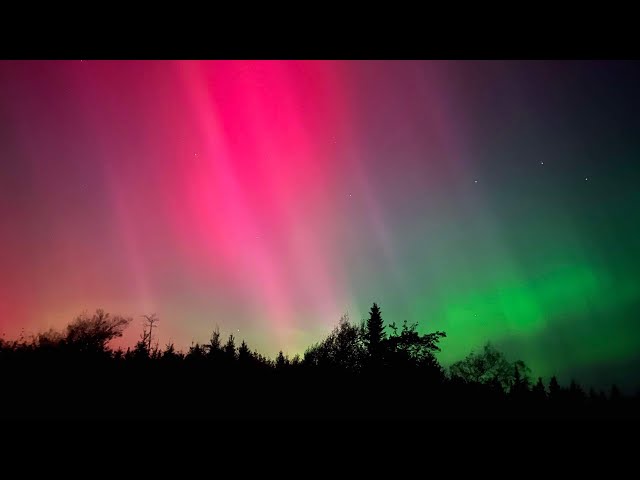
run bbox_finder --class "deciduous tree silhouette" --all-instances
[304,314,367,372]
[142,314,159,353]
[449,343,516,391]
[386,320,446,375]
[65,309,131,355]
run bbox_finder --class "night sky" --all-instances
[1,60,639,390]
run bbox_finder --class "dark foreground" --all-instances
[2,363,639,420]
[2,307,638,420]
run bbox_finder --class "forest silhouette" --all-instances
[0,303,637,419]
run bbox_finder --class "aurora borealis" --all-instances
[1,60,639,390]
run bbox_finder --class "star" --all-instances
[585,177,589,181]
[540,161,544,165]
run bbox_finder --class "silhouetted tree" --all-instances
[532,377,547,401]
[385,320,446,375]
[186,342,206,363]
[365,303,386,366]
[131,335,150,360]
[142,314,159,353]
[510,360,531,399]
[548,376,561,401]
[65,309,131,355]
[224,334,236,361]
[161,342,182,365]
[205,326,223,363]
[291,354,301,367]
[276,350,288,369]
[238,340,251,365]
[449,343,514,391]
[36,328,65,350]
[303,314,367,372]
[254,351,270,367]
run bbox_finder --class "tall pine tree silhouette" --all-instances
[224,334,237,361]
[238,340,251,364]
[365,303,385,367]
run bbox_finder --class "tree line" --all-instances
[0,303,634,419]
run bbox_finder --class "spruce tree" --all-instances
[224,334,236,361]
[365,302,386,365]
[276,350,288,369]
[238,340,251,364]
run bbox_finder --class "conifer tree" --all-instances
[365,303,385,365]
